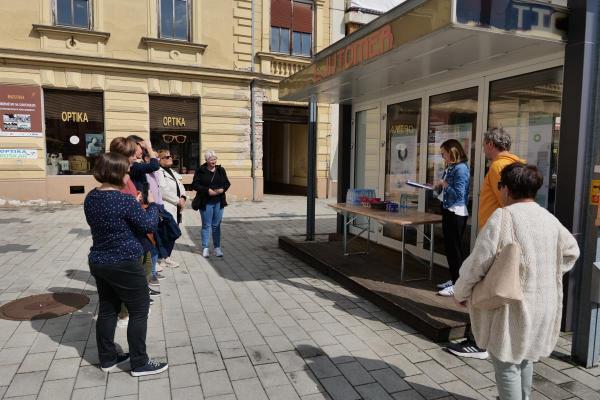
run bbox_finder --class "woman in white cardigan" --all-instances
[454,163,579,400]
[157,149,187,268]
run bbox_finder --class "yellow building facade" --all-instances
[0,0,332,203]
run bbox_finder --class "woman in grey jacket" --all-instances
[454,164,579,400]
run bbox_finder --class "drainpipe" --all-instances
[250,0,258,201]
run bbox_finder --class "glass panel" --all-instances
[160,0,174,38]
[488,67,563,212]
[383,99,421,244]
[73,0,89,27]
[292,31,302,55]
[56,0,73,25]
[354,108,380,192]
[280,28,290,54]
[270,27,280,52]
[44,91,104,176]
[301,33,311,56]
[426,87,478,253]
[174,0,189,40]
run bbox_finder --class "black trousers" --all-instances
[442,208,468,284]
[89,259,150,369]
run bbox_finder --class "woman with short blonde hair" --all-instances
[192,150,231,258]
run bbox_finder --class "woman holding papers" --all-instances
[434,139,470,296]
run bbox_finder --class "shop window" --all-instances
[160,0,191,41]
[149,96,200,175]
[382,99,422,244]
[271,0,312,56]
[488,67,563,213]
[426,87,478,254]
[54,0,91,28]
[44,89,104,175]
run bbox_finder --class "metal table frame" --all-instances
[338,207,438,282]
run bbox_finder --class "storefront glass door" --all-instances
[382,98,422,245]
[352,106,382,238]
[487,67,563,213]
[425,87,479,255]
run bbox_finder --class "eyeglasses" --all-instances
[161,155,172,160]
[497,181,505,190]
[162,134,187,144]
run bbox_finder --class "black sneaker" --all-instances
[149,298,154,305]
[149,288,161,297]
[131,359,169,377]
[100,353,130,372]
[446,339,489,359]
[149,277,160,287]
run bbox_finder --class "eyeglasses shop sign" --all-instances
[0,149,38,159]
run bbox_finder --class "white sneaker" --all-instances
[117,317,129,328]
[214,248,223,257]
[436,280,453,289]
[165,257,179,268]
[437,285,455,296]
[202,248,210,258]
[156,260,165,272]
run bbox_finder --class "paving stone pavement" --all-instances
[0,195,599,400]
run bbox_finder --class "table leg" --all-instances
[367,216,371,254]
[401,225,406,281]
[429,223,435,280]
[343,211,348,255]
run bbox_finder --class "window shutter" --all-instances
[292,1,312,33]
[271,0,292,28]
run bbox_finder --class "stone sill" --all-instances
[141,37,207,53]
[32,24,110,41]
[256,52,312,63]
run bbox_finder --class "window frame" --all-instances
[158,0,193,42]
[270,0,312,57]
[53,0,93,29]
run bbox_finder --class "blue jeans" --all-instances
[490,354,533,400]
[200,202,224,248]
[150,247,158,279]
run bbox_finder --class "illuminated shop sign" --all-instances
[455,0,567,40]
[61,112,89,123]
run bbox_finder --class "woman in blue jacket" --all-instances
[434,139,470,296]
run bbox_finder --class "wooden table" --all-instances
[329,203,443,281]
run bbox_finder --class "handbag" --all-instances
[471,208,523,310]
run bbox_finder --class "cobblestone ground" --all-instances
[0,195,599,400]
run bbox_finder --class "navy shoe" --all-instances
[100,353,130,372]
[131,359,169,377]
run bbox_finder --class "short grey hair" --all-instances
[484,127,511,151]
[204,150,217,161]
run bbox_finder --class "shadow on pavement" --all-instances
[294,343,487,400]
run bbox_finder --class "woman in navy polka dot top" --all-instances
[83,152,168,377]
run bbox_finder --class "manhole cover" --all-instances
[0,293,89,321]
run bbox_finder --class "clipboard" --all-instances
[406,180,434,190]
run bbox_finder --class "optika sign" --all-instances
[61,112,89,122]
[163,116,186,127]
[313,24,394,82]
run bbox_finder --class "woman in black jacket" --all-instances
[192,150,231,258]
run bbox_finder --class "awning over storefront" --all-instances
[280,0,568,103]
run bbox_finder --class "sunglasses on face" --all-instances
[161,155,172,160]
[497,181,505,190]
[162,134,187,144]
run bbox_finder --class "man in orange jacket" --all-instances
[447,127,524,360]
[478,128,525,230]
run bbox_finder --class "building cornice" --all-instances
[32,24,110,41]
[0,48,280,85]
